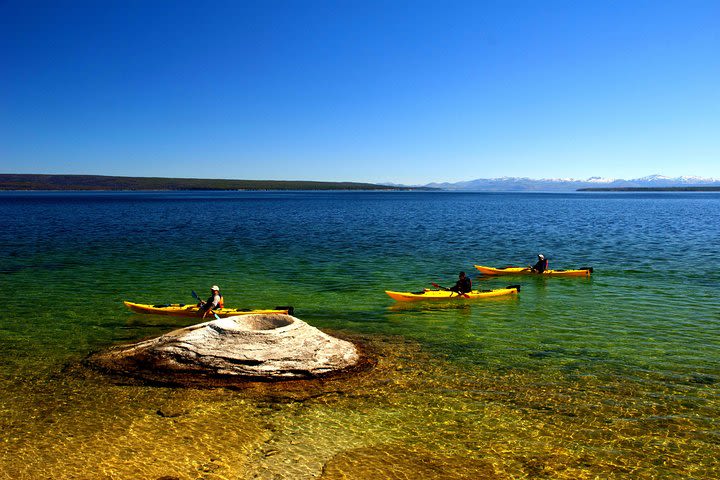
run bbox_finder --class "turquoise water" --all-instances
[1,191,719,478]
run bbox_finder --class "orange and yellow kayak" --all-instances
[474,265,593,277]
[385,285,520,302]
[123,301,293,317]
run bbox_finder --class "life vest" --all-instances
[533,258,549,272]
[217,294,224,308]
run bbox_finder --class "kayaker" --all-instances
[198,285,223,318]
[530,254,548,273]
[449,272,472,294]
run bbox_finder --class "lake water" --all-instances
[0,191,718,479]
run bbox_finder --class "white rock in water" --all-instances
[99,314,360,380]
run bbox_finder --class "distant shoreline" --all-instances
[0,174,435,192]
[577,186,720,192]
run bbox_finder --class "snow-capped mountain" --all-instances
[420,175,720,191]
[630,175,720,186]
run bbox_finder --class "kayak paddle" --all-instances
[431,282,449,291]
[431,282,469,298]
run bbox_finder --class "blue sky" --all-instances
[1,0,719,184]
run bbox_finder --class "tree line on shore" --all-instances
[0,174,431,191]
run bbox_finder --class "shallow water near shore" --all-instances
[1,191,719,479]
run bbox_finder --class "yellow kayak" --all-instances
[385,285,520,302]
[474,264,593,277]
[123,301,293,317]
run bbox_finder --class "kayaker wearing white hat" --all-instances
[198,285,224,318]
[529,254,548,273]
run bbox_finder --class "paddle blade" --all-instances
[191,290,200,301]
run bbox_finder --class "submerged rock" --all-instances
[91,314,361,384]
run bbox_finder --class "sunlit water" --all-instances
[1,191,718,479]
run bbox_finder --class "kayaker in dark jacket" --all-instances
[530,254,548,273]
[449,272,472,294]
[198,285,223,318]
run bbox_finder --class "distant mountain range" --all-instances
[414,175,720,192]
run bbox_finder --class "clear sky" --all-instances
[1,0,719,184]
